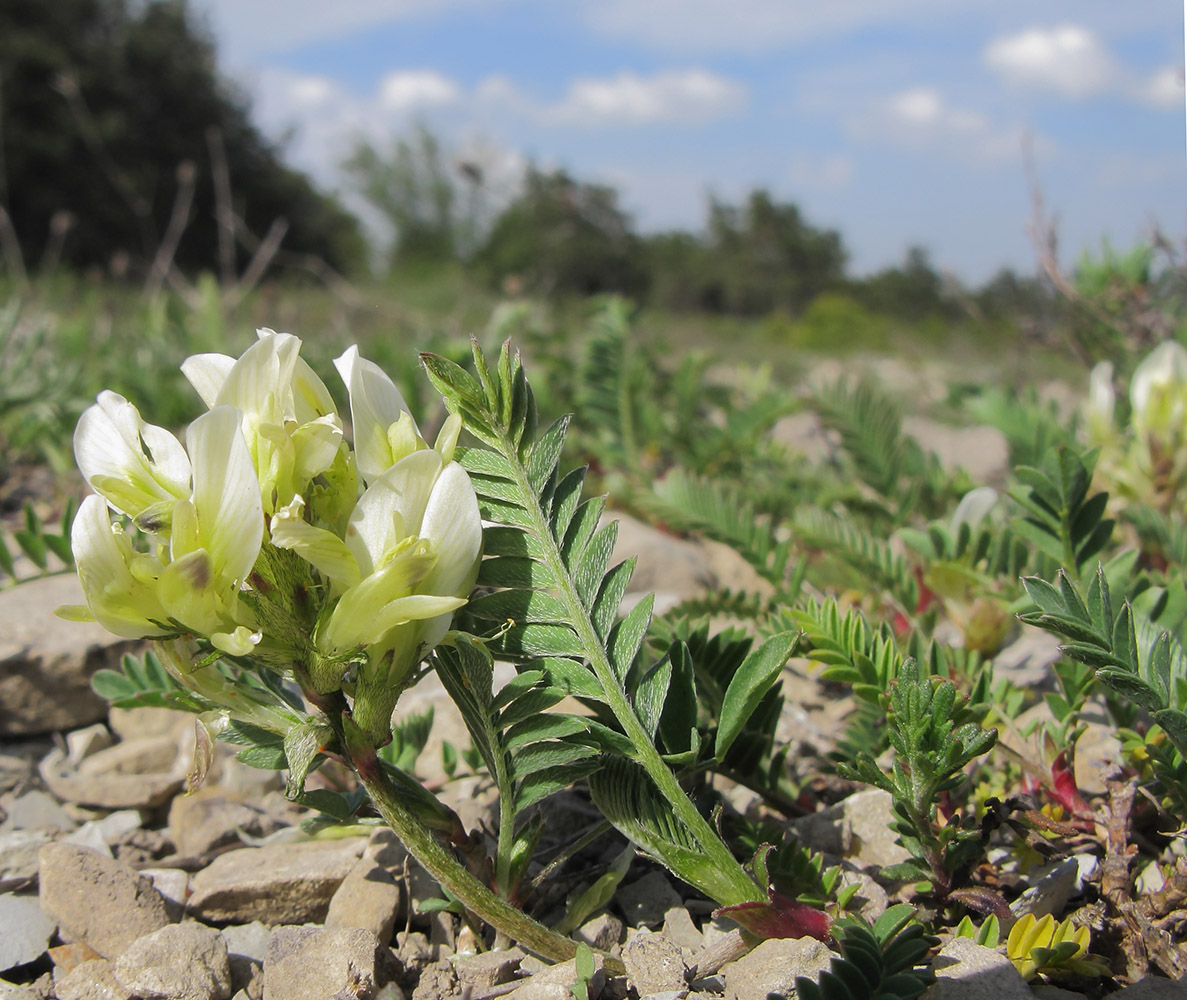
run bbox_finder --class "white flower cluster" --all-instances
[61,331,483,743]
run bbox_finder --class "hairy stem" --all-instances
[342,714,602,968]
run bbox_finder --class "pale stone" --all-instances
[0,893,54,972]
[38,843,169,959]
[187,838,365,924]
[721,937,836,1000]
[263,925,399,1000]
[0,575,139,736]
[53,958,132,1000]
[923,937,1032,999]
[616,871,683,929]
[623,928,687,995]
[113,923,231,1000]
[325,857,403,944]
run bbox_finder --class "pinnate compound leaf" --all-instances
[715,631,800,762]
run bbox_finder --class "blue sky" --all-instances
[194,0,1185,283]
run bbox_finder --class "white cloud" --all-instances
[984,24,1118,98]
[546,70,746,126]
[1133,65,1185,109]
[852,86,1029,164]
[379,70,462,112]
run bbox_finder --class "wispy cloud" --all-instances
[378,70,463,113]
[850,86,1030,164]
[543,70,746,126]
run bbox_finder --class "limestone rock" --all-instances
[574,912,625,952]
[66,724,113,766]
[456,948,525,990]
[39,740,184,811]
[792,788,912,873]
[411,959,457,1000]
[187,838,366,924]
[661,907,702,952]
[901,418,1008,485]
[0,789,76,832]
[0,575,140,736]
[505,954,606,1000]
[220,922,269,1000]
[923,937,1032,999]
[53,958,132,1000]
[139,868,189,921]
[167,791,284,859]
[113,923,231,1000]
[616,871,683,929]
[608,512,716,599]
[622,929,687,995]
[0,831,51,892]
[38,843,169,959]
[0,893,54,972]
[720,937,836,1000]
[263,925,399,1000]
[325,857,403,944]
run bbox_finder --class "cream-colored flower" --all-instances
[182,330,342,513]
[73,390,191,530]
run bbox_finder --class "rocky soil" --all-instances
[0,505,1182,1000]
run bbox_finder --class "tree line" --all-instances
[1,0,1051,329]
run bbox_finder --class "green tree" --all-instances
[0,0,365,277]
[343,125,471,268]
[852,246,958,322]
[645,189,847,316]
[475,167,647,298]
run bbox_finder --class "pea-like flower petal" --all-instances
[74,391,191,521]
[334,345,422,482]
[68,495,172,638]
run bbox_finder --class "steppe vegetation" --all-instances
[1,2,1186,998]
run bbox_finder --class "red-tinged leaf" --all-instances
[1049,750,1093,819]
[715,892,832,942]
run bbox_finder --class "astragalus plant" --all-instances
[62,330,818,965]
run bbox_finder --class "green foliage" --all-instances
[654,190,847,317]
[1009,445,1113,574]
[783,292,890,353]
[966,386,1075,471]
[810,378,960,522]
[951,913,1000,947]
[647,469,803,602]
[422,338,769,909]
[837,660,998,901]
[476,168,647,298]
[1021,565,1187,815]
[793,905,938,1000]
[1,0,364,276]
[343,125,489,266]
[0,499,76,584]
[795,509,919,614]
[91,649,197,710]
[433,637,602,897]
